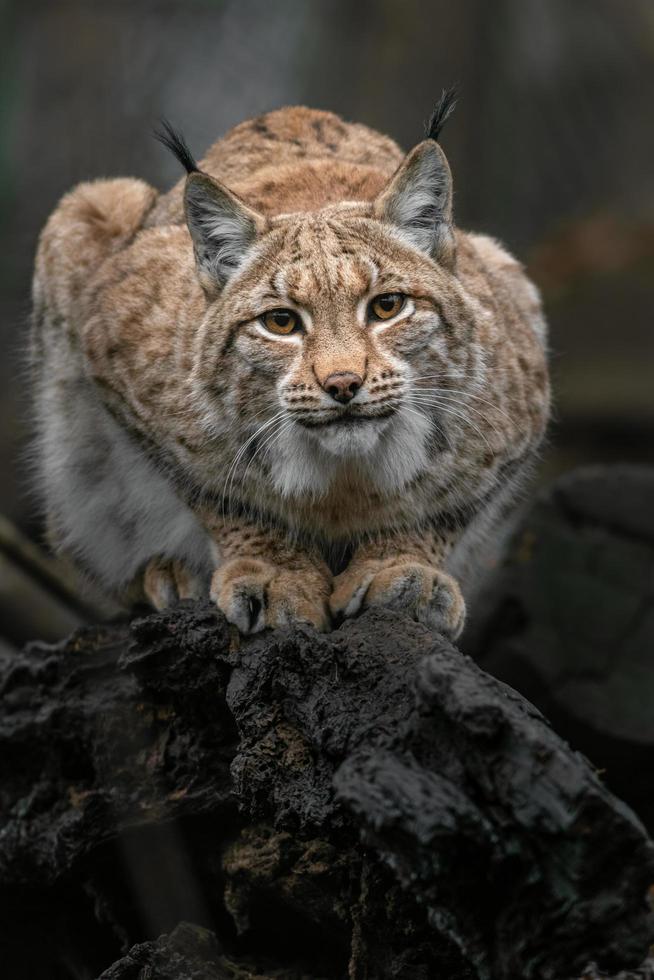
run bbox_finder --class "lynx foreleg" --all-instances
[330,530,465,639]
[204,516,332,635]
[142,557,206,610]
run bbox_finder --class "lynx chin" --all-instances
[31,96,549,637]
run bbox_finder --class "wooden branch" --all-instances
[1,598,652,979]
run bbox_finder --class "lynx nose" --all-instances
[322,372,363,404]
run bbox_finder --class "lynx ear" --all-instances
[154,120,263,294]
[184,173,265,295]
[374,141,455,268]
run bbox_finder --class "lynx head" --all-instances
[158,97,469,497]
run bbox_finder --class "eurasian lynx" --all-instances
[31,96,549,637]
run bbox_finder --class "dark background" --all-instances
[1,0,653,536]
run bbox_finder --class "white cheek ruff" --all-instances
[312,421,387,458]
[268,404,431,499]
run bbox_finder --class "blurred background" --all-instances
[0,0,652,642]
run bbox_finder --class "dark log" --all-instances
[466,465,654,832]
[99,925,654,980]
[1,591,653,980]
[96,921,284,980]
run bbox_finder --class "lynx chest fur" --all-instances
[32,101,549,636]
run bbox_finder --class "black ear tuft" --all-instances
[425,87,458,143]
[153,118,199,174]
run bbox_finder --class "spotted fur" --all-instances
[31,105,550,636]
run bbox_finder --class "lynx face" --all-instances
[188,143,466,496]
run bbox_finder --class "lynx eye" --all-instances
[260,308,301,335]
[369,292,406,321]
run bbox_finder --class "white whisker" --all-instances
[242,417,296,484]
[408,394,496,454]
[410,389,508,438]
[411,397,502,449]
[412,380,516,427]
[220,410,288,523]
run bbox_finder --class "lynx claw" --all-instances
[210,558,331,635]
[143,557,205,610]
[330,560,465,640]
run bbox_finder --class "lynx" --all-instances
[31,95,549,638]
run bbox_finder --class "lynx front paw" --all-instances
[330,560,465,639]
[143,557,205,610]
[210,558,331,635]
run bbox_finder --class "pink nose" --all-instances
[321,372,363,404]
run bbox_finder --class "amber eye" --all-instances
[369,293,406,321]
[261,308,301,335]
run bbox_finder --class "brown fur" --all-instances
[32,106,550,636]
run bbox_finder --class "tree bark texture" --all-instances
[1,567,653,978]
